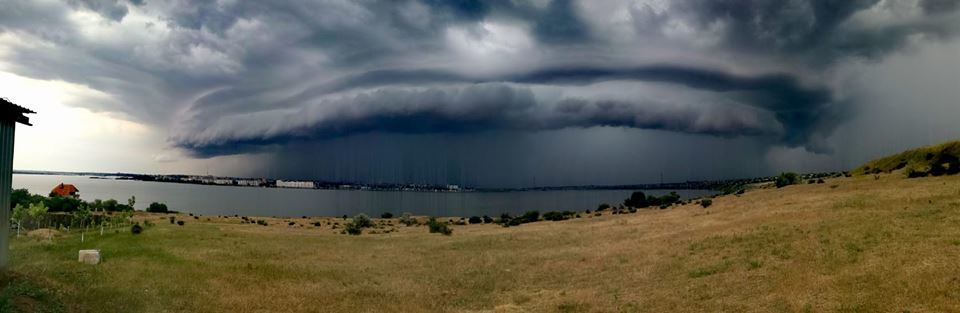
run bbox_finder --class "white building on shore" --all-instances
[276,180,315,189]
[236,179,264,187]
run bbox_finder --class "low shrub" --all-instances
[775,172,801,188]
[344,222,362,235]
[426,217,452,235]
[468,216,483,224]
[543,211,577,221]
[542,211,566,221]
[147,202,168,213]
[381,212,394,219]
[482,215,493,223]
[623,191,648,208]
[519,211,540,223]
[399,212,417,226]
[176,221,185,226]
[351,214,373,228]
[907,168,929,178]
[700,199,713,208]
[596,203,610,211]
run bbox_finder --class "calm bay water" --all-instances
[13,174,714,217]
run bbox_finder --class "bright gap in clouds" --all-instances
[0,72,176,173]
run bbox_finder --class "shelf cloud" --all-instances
[2,0,959,184]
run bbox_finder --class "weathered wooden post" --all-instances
[0,98,34,268]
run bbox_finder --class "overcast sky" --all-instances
[1,0,959,187]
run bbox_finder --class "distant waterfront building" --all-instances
[236,179,264,187]
[50,183,80,198]
[276,180,315,189]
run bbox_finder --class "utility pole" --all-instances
[0,98,34,269]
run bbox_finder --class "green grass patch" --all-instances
[688,260,732,278]
[0,274,64,313]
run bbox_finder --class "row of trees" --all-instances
[622,191,682,209]
[9,189,171,240]
[11,189,137,212]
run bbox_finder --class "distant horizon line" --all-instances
[12,168,844,192]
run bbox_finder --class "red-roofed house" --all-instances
[50,183,79,198]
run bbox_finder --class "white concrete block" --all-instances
[78,249,101,265]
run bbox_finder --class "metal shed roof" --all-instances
[0,98,35,126]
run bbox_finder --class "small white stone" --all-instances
[78,249,101,265]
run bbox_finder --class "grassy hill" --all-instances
[3,174,960,312]
[852,140,960,177]
[6,142,960,312]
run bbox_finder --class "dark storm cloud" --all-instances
[68,0,131,21]
[921,0,960,14]
[533,0,589,44]
[177,64,833,156]
[1,0,959,172]
[173,83,781,157]
[662,0,960,64]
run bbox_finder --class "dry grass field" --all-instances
[4,173,960,312]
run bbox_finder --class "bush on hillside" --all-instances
[623,192,648,208]
[468,216,483,224]
[351,214,373,228]
[399,212,417,226]
[660,192,681,206]
[542,211,565,221]
[775,172,801,188]
[929,154,960,176]
[426,217,452,235]
[344,222,362,235]
[380,212,394,219]
[482,215,493,224]
[147,202,168,213]
[518,211,539,223]
[700,199,713,208]
[543,211,577,221]
[596,203,611,211]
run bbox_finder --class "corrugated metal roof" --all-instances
[0,97,35,126]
